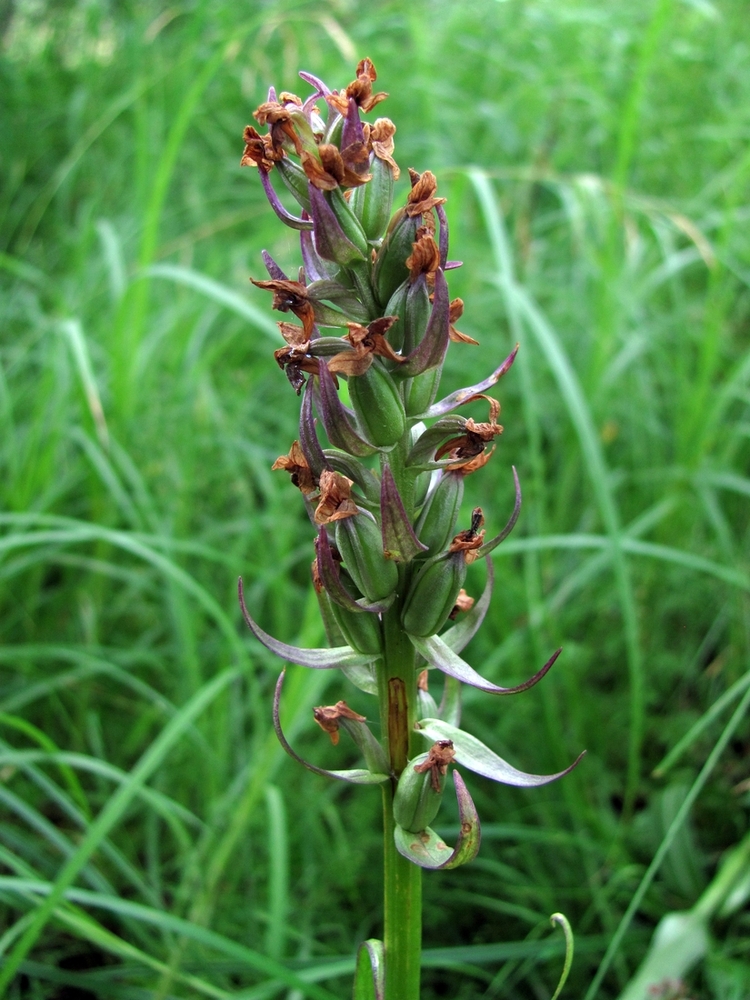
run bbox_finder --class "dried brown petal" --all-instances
[417,668,429,692]
[367,118,400,179]
[406,230,441,281]
[253,101,303,155]
[406,170,447,219]
[448,589,475,620]
[327,57,388,115]
[413,739,456,791]
[313,700,367,745]
[240,125,283,171]
[449,508,485,562]
[251,278,315,339]
[272,440,318,495]
[448,298,479,344]
[314,469,359,524]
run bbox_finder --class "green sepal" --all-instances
[353,939,385,1000]
[401,552,466,638]
[276,157,311,211]
[335,513,399,604]
[348,363,406,448]
[393,771,481,869]
[340,717,390,775]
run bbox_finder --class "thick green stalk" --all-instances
[379,599,422,1000]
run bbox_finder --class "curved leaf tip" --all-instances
[238,576,374,669]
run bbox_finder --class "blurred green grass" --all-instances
[1,0,749,997]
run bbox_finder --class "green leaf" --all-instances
[274,672,389,785]
[353,939,385,1000]
[417,719,584,788]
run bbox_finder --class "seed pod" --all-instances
[406,367,442,416]
[330,601,383,656]
[393,742,455,833]
[328,186,370,258]
[373,209,420,308]
[401,551,466,637]
[348,363,406,448]
[383,280,408,352]
[416,473,464,554]
[402,275,431,355]
[335,512,399,603]
[349,153,395,242]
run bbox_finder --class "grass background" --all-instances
[1,0,749,997]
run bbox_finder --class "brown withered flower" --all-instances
[449,508,485,564]
[435,395,503,472]
[313,701,367,745]
[328,317,403,376]
[302,142,371,191]
[405,169,447,221]
[365,118,400,179]
[448,298,479,345]
[251,278,315,340]
[253,99,303,155]
[272,441,317,495]
[326,58,388,116]
[406,230,441,282]
[240,125,283,171]
[314,470,359,524]
[413,740,456,792]
[273,347,319,394]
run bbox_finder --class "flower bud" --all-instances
[416,472,464,554]
[401,551,466,638]
[393,741,455,833]
[348,363,406,448]
[335,512,399,603]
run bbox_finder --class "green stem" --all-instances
[378,599,422,1000]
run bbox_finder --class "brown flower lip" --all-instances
[435,395,503,472]
[313,700,367,745]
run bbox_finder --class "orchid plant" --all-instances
[238,59,584,1000]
